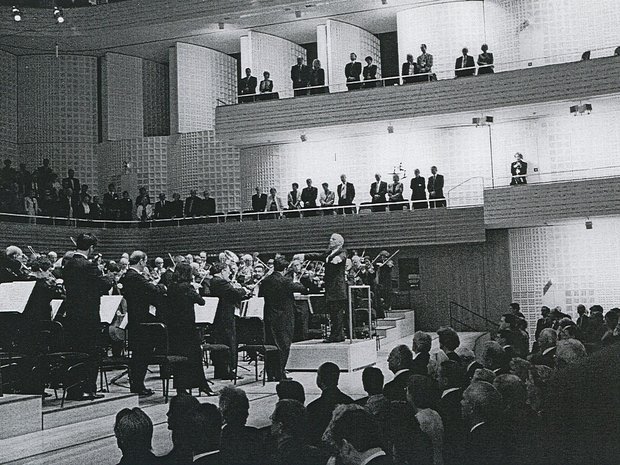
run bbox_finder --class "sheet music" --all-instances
[195,297,219,324]
[100,295,124,324]
[50,299,63,320]
[244,297,265,319]
[0,281,36,313]
[118,313,128,330]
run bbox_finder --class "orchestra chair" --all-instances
[200,323,229,384]
[0,361,20,395]
[139,322,188,403]
[97,325,130,393]
[236,317,278,386]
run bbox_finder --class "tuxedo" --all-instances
[510,160,528,185]
[154,200,171,219]
[239,75,257,95]
[337,182,356,205]
[291,63,310,90]
[200,197,216,216]
[439,388,466,465]
[102,192,118,219]
[383,369,412,402]
[370,180,387,211]
[410,176,428,209]
[528,346,556,368]
[345,61,362,90]
[463,422,506,465]
[455,55,476,77]
[170,199,183,218]
[410,352,430,376]
[427,174,445,207]
[252,193,268,212]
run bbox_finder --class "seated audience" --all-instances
[555,338,587,369]
[481,340,509,375]
[383,345,413,401]
[219,386,263,465]
[410,331,432,376]
[276,379,306,404]
[163,393,201,464]
[477,44,494,74]
[187,403,223,464]
[455,347,483,384]
[114,407,161,465]
[407,374,444,465]
[437,360,466,465]
[436,326,461,362]
[362,366,389,416]
[306,361,354,445]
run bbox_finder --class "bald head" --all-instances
[5,246,23,260]
[555,339,587,370]
[461,381,502,425]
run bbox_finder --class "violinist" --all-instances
[296,233,348,343]
[0,246,31,283]
[376,250,394,318]
[286,259,312,341]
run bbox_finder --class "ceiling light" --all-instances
[53,7,64,24]
[11,6,21,21]
[570,103,592,115]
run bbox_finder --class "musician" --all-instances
[510,152,528,185]
[375,251,394,319]
[301,178,318,216]
[286,259,312,341]
[210,262,249,380]
[259,257,307,381]
[387,174,404,211]
[237,254,255,285]
[370,173,388,212]
[62,233,114,400]
[410,169,428,209]
[119,250,167,396]
[427,166,445,208]
[0,245,30,283]
[297,233,348,343]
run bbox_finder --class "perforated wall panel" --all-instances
[142,59,170,137]
[0,50,17,148]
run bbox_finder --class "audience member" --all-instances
[477,44,494,74]
[187,403,223,464]
[427,166,445,207]
[601,308,620,346]
[402,53,417,84]
[319,182,335,214]
[455,347,483,384]
[309,59,326,94]
[291,56,310,96]
[306,361,354,445]
[361,366,389,416]
[411,331,432,376]
[135,186,151,208]
[407,374,444,465]
[387,174,404,211]
[337,174,355,213]
[410,168,428,209]
[259,71,273,93]
[417,44,434,78]
[345,52,362,90]
[239,68,257,96]
[276,379,306,404]
[383,344,413,401]
[162,393,201,464]
[555,338,587,369]
[264,187,283,217]
[219,386,263,465]
[251,187,267,213]
[510,152,528,185]
[437,326,460,362]
[369,173,387,212]
[301,178,318,214]
[481,341,509,375]
[437,360,466,465]
[534,305,552,343]
[455,47,475,77]
[363,56,378,88]
[114,408,160,465]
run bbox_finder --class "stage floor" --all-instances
[0,331,487,465]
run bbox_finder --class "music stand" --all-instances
[347,285,372,344]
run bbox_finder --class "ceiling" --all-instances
[0,0,443,62]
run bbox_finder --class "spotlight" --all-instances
[472,117,481,126]
[218,22,225,30]
[585,220,593,230]
[569,105,579,115]
[294,10,301,18]
[485,116,494,124]
[11,6,21,22]
[570,103,592,115]
[387,125,394,134]
[300,134,307,142]
[53,6,64,24]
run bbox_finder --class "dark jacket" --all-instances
[239,76,258,95]
[164,281,205,355]
[291,64,310,87]
[259,272,306,325]
[370,181,388,203]
[200,197,216,216]
[305,249,348,301]
[220,424,263,465]
[410,176,427,201]
[119,268,166,334]
[383,369,412,402]
[170,199,184,218]
[301,187,318,208]
[154,200,171,219]
[463,421,506,465]
[252,193,268,212]
[306,387,354,445]
[210,276,246,332]
[345,61,362,81]
[410,352,430,376]
[184,195,202,217]
[427,174,444,198]
[455,55,476,77]
[336,182,356,205]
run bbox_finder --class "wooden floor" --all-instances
[0,332,487,465]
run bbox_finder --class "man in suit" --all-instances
[510,152,527,185]
[62,233,114,400]
[481,341,510,375]
[251,187,267,214]
[345,52,362,91]
[210,262,248,380]
[238,68,257,101]
[456,347,484,384]
[324,404,391,465]
[534,306,552,341]
[62,168,81,212]
[153,193,171,220]
[437,326,461,362]
[427,166,445,208]
[184,189,201,217]
[337,174,356,214]
[259,257,307,381]
[410,168,428,209]
[455,47,476,77]
[119,251,167,396]
[411,331,431,376]
[576,304,590,333]
[170,193,184,218]
[438,360,466,465]
[301,178,318,216]
[102,183,119,219]
[297,233,348,342]
[219,387,264,465]
[200,189,216,216]
[383,345,414,402]
[291,56,310,96]
[306,362,354,445]
[416,44,434,78]
[369,173,387,212]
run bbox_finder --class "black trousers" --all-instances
[327,299,347,341]
[66,320,99,396]
[265,316,294,380]
[212,325,237,379]
[129,329,156,392]
[429,196,446,208]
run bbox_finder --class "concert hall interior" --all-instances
[1,0,620,464]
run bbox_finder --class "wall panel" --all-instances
[0,50,17,152]
[142,60,170,137]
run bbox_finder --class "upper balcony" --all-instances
[215,57,620,146]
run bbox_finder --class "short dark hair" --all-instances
[219,386,249,426]
[273,257,289,272]
[29,256,52,272]
[271,399,307,437]
[510,302,521,311]
[292,182,299,189]
[388,345,413,372]
[324,405,382,453]
[211,262,228,275]
[502,313,517,327]
[114,407,153,454]
[173,262,193,284]
[362,367,384,395]
[407,374,439,409]
[129,250,146,265]
[167,393,200,432]
[437,326,460,351]
[440,360,465,389]
[317,362,340,389]
[276,380,305,404]
[76,233,98,250]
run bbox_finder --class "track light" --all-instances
[53,6,64,24]
[11,6,21,22]
[294,10,301,18]
[473,115,494,127]
[387,125,394,134]
[300,134,307,142]
[218,22,225,30]
[570,103,592,115]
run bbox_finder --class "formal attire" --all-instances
[102,192,119,219]
[402,61,418,84]
[410,351,430,376]
[184,195,201,217]
[305,248,348,341]
[510,160,528,185]
[62,176,81,211]
[345,61,362,90]
[363,64,378,88]
[309,67,326,94]
[119,268,166,393]
[264,194,283,217]
[417,52,434,75]
[239,76,257,95]
[220,424,263,465]
[387,181,404,211]
[291,63,310,96]
[427,174,445,207]
[62,253,114,397]
[383,369,412,402]
[306,386,354,445]
[455,55,476,77]
[465,360,484,383]
[416,408,445,465]
[287,190,301,217]
[410,176,428,209]
[154,200,171,219]
[165,282,209,390]
[463,421,505,465]
[118,198,133,220]
[210,276,247,379]
[370,180,388,211]
[252,193,268,213]
[200,197,216,216]
[259,272,306,380]
[301,186,318,216]
[170,199,184,218]
[438,388,465,465]
[337,182,356,214]
[477,52,494,74]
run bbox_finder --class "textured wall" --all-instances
[101,53,144,141]
[240,31,307,99]
[142,59,170,137]
[318,19,381,92]
[169,43,237,134]
[0,50,17,162]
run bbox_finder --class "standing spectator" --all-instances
[103,183,119,219]
[345,52,362,90]
[0,159,17,187]
[455,47,475,77]
[114,408,159,465]
[58,188,74,218]
[337,174,356,214]
[309,59,326,94]
[62,169,81,212]
[402,53,417,84]
[287,182,301,217]
[301,179,318,215]
[477,44,494,74]
[16,163,32,196]
[417,44,434,79]
[510,152,528,185]
[90,196,103,220]
[136,196,153,222]
[76,193,92,219]
[291,56,310,96]
[23,189,40,219]
[238,68,257,99]
[184,189,201,217]
[387,174,404,211]
[201,189,216,216]
[319,182,335,215]
[363,56,378,88]
[251,187,267,213]
[264,187,284,218]
[118,191,133,221]
[411,168,428,209]
[34,158,54,192]
[135,186,150,208]
[259,71,273,93]
[170,192,184,218]
[370,173,387,212]
[153,193,171,220]
[427,166,445,208]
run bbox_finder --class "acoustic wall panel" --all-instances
[319,19,381,93]
[0,50,17,148]
[169,43,237,134]
[240,31,306,99]
[142,60,170,137]
[101,53,144,141]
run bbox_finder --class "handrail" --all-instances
[449,301,499,333]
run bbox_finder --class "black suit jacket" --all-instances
[252,193,267,212]
[345,61,362,81]
[200,197,216,216]
[401,61,417,77]
[184,195,201,217]
[210,276,246,334]
[439,388,466,465]
[259,272,306,327]
[291,64,310,87]
[410,352,430,376]
[337,182,355,205]
[410,176,427,201]
[310,68,325,87]
[62,254,113,328]
[305,249,348,301]
[220,424,263,465]
[370,181,388,203]
[383,369,412,402]
[239,76,257,95]
[165,282,205,356]
[510,161,528,185]
[427,174,444,198]
[306,387,354,445]
[62,177,80,195]
[170,199,183,218]
[465,361,484,382]
[301,187,318,208]
[154,200,171,219]
[464,422,506,465]
[119,268,166,335]
[455,55,476,77]
[528,347,556,368]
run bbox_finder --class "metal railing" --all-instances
[449,301,499,334]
